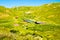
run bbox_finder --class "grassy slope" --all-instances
[0,3,60,40]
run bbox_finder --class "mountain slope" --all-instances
[0,3,60,40]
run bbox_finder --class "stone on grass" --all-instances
[14,24,19,26]
[25,11,31,14]
[34,36,43,40]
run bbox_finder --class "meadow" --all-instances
[0,3,60,40]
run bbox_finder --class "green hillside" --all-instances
[0,3,60,40]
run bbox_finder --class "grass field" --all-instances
[0,3,60,40]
